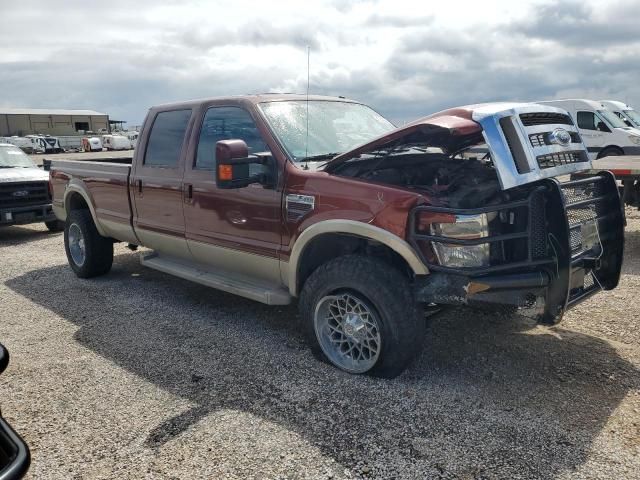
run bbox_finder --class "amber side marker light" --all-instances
[218,164,233,181]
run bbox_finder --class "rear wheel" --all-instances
[64,210,113,278]
[299,255,425,378]
[597,147,623,159]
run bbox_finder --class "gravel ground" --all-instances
[0,209,639,479]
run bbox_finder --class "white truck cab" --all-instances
[600,100,640,129]
[537,99,640,159]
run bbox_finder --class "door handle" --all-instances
[137,179,143,194]
[184,183,193,202]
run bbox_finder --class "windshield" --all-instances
[623,110,640,126]
[0,145,35,168]
[259,100,395,161]
[598,109,628,129]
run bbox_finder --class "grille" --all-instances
[583,272,595,290]
[520,112,573,126]
[0,181,49,208]
[529,132,581,148]
[537,151,588,169]
[561,179,607,255]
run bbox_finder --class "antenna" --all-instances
[304,45,310,169]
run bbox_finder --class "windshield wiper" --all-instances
[298,152,342,162]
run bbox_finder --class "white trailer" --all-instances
[583,155,640,208]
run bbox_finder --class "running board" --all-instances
[140,252,292,305]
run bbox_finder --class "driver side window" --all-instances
[195,106,269,171]
[577,111,598,130]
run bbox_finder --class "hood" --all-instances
[0,166,48,183]
[324,106,484,172]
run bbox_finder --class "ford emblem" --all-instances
[12,190,29,197]
[548,128,572,147]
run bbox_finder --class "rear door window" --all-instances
[144,109,192,167]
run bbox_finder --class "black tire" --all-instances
[64,210,113,278]
[299,254,425,378]
[597,147,623,159]
[44,220,64,232]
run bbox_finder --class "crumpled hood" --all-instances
[0,166,48,183]
[324,107,483,172]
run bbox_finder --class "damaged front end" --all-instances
[327,103,625,324]
[409,104,625,323]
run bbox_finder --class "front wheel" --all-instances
[299,255,426,378]
[64,210,113,278]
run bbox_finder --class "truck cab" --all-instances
[538,99,640,159]
[600,100,640,129]
[50,95,625,377]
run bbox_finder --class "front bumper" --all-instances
[410,173,625,323]
[0,204,56,226]
[0,345,30,480]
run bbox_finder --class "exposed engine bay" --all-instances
[331,150,526,208]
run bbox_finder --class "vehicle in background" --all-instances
[0,137,34,154]
[81,137,103,152]
[49,95,624,377]
[537,99,640,159]
[0,143,62,231]
[25,135,63,154]
[56,136,83,152]
[600,100,640,129]
[102,134,131,151]
[125,131,139,149]
[0,342,30,480]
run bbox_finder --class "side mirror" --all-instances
[215,139,274,189]
[597,121,610,132]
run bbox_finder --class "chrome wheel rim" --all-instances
[68,223,86,266]
[314,293,382,373]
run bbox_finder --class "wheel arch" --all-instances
[597,145,624,158]
[63,181,107,237]
[288,220,428,296]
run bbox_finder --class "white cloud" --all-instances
[1,0,638,125]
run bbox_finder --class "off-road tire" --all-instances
[64,210,113,278]
[44,220,64,232]
[299,254,425,378]
[597,147,623,159]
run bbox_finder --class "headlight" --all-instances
[628,135,640,145]
[430,214,490,267]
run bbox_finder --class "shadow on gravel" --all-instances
[0,225,59,246]
[6,253,640,479]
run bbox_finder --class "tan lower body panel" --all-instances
[140,251,292,305]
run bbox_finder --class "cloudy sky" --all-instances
[1,0,638,125]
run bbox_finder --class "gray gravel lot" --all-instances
[1,210,639,479]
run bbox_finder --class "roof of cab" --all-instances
[150,93,360,111]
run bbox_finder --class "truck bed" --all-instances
[49,158,137,244]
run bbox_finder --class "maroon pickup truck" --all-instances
[50,95,624,377]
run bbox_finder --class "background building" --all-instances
[0,108,110,136]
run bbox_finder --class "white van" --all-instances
[537,99,640,159]
[600,100,640,129]
[102,134,131,151]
